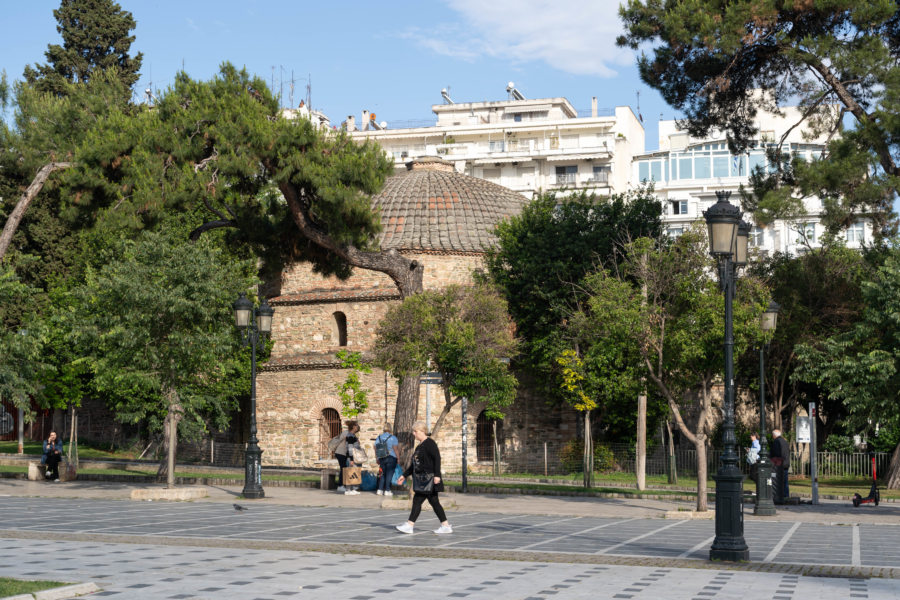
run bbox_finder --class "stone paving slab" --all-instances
[2,497,900,578]
[3,537,900,600]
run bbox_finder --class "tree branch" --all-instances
[188,219,239,241]
[0,162,73,261]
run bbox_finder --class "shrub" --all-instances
[559,439,616,473]
[822,435,856,454]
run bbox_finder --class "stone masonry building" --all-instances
[256,157,579,471]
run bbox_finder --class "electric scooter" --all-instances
[852,451,880,507]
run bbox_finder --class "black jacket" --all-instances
[403,437,444,493]
[771,436,790,468]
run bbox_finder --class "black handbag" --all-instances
[412,472,435,493]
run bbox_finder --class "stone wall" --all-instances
[256,364,580,472]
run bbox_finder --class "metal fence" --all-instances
[481,441,890,480]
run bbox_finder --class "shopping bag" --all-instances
[342,466,362,486]
[391,466,402,485]
[360,470,377,491]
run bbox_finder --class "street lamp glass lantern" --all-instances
[761,300,780,332]
[257,298,274,334]
[233,293,253,329]
[734,221,751,267]
[704,191,742,257]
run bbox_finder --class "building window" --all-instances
[694,153,711,179]
[750,226,765,248]
[846,221,865,243]
[638,161,649,182]
[555,165,577,184]
[713,154,729,177]
[670,200,688,215]
[678,156,692,179]
[318,408,341,458]
[666,226,685,238]
[591,165,610,183]
[796,223,816,244]
[483,168,501,182]
[488,140,505,152]
[333,311,347,346]
[476,410,503,462]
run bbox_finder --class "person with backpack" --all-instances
[328,420,361,494]
[374,424,399,496]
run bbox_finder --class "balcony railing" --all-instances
[555,173,577,185]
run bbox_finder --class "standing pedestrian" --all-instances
[746,433,760,483]
[396,421,452,535]
[771,429,790,503]
[374,424,399,497]
[333,420,361,494]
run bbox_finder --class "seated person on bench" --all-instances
[42,431,63,481]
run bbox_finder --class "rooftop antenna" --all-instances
[506,81,525,101]
[441,87,454,104]
[307,73,311,108]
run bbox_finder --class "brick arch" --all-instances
[308,397,343,421]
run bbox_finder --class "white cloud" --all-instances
[408,0,633,77]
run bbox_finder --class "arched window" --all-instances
[476,410,503,462]
[318,408,341,458]
[332,311,348,347]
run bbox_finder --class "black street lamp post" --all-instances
[233,292,274,500]
[704,190,750,562]
[755,301,780,516]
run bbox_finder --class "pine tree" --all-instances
[24,0,143,94]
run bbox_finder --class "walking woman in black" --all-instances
[396,421,452,534]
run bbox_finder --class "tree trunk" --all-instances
[157,396,183,487]
[393,374,420,470]
[636,391,647,491]
[666,419,677,484]
[0,162,73,261]
[583,410,594,488]
[886,441,900,490]
[492,420,500,477]
[695,436,708,511]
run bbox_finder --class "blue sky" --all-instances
[0,0,675,151]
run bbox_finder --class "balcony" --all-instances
[555,173,577,185]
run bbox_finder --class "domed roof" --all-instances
[373,157,527,253]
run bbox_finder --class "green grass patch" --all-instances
[448,479,693,496]
[0,440,139,460]
[0,577,66,596]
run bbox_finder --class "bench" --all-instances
[320,469,339,490]
[27,460,73,481]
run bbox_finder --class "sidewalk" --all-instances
[2,476,899,525]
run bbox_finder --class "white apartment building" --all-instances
[344,86,644,197]
[634,107,871,255]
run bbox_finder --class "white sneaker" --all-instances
[54,479,60,482]
[344,489,360,495]
[336,486,346,492]
[396,523,414,534]
[433,524,453,534]
[384,491,393,497]
[376,489,383,495]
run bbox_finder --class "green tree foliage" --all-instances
[743,243,869,434]
[373,283,518,438]
[71,229,256,484]
[794,251,900,487]
[24,0,143,94]
[0,266,48,414]
[579,230,769,510]
[336,350,371,418]
[618,0,900,237]
[484,188,662,393]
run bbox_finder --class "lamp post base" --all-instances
[710,468,749,562]
[242,445,265,499]
[754,459,776,516]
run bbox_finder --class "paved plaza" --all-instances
[1,482,900,599]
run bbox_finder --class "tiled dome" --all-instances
[374,157,527,252]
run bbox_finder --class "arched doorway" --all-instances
[318,408,341,458]
[476,410,503,462]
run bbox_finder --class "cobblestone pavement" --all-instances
[3,536,900,600]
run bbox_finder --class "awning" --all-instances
[504,104,552,114]
[473,157,535,165]
[546,153,609,161]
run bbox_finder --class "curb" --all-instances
[0,583,100,600]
